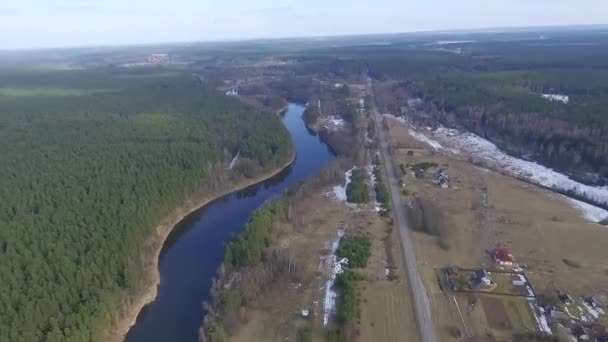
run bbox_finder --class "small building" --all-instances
[493,247,514,266]
[470,269,495,290]
[434,168,450,189]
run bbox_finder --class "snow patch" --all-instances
[322,229,346,327]
[409,129,443,150]
[367,164,382,212]
[582,301,601,320]
[541,93,569,104]
[228,151,240,170]
[435,40,475,45]
[390,118,608,222]
[323,116,346,131]
[431,127,608,217]
[328,168,355,202]
[565,197,608,223]
[529,300,553,335]
[385,114,443,150]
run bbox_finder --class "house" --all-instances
[470,269,495,290]
[434,168,450,189]
[493,247,514,266]
[511,274,526,286]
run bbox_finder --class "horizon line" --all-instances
[1,23,607,53]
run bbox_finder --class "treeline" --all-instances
[372,155,390,215]
[346,169,370,203]
[0,69,292,341]
[203,200,294,340]
[353,37,608,185]
[406,196,450,250]
[403,71,608,185]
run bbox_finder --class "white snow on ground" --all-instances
[365,130,373,144]
[582,302,601,320]
[228,151,240,170]
[565,197,608,223]
[541,93,569,104]
[322,229,346,327]
[529,300,553,335]
[435,40,475,45]
[367,164,382,212]
[323,116,346,131]
[328,168,355,202]
[409,129,443,150]
[384,114,443,150]
[390,116,608,223]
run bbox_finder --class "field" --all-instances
[463,294,536,338]
[225,157,420,342]
[383,116,608,339]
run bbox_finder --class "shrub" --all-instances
[336,236,371,268]
[346,169,370,203]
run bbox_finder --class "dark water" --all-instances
[126,103,336,342]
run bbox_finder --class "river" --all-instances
[126,103,336,342]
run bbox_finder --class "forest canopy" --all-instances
[0,68,292,341]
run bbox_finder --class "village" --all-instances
[441,245,607,341]
[380,110,608,342]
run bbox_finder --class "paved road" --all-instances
[368,78,437,342]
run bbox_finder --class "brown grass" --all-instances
[230,170,421,341]
[385,120,608,339]
[481,297,512,330]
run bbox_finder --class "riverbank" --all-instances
[106,148,296,342]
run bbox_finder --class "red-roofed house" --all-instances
[493,247,514,266]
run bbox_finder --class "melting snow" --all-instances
[529,300,553,335]
[322,229,346,327]
[323,116,346,131]
[541,93,569,104]
[367,164,382,212]
[228,151,240,170]
[384,114,443,150]
[409,129,443,150]
[328,168,355,202]
[435,40,475,45]
[390,116,608,223]
[582,301,601,320]
[565,197,608,223]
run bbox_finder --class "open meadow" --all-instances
[383,115,608,340]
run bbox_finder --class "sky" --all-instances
[0,0,606,49]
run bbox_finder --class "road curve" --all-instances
[368,78,437,342]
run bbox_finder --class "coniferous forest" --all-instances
[0,69,292,341]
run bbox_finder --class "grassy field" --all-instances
[229,162,420,342]
[455,293,536,339]
[384,116,608,339]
